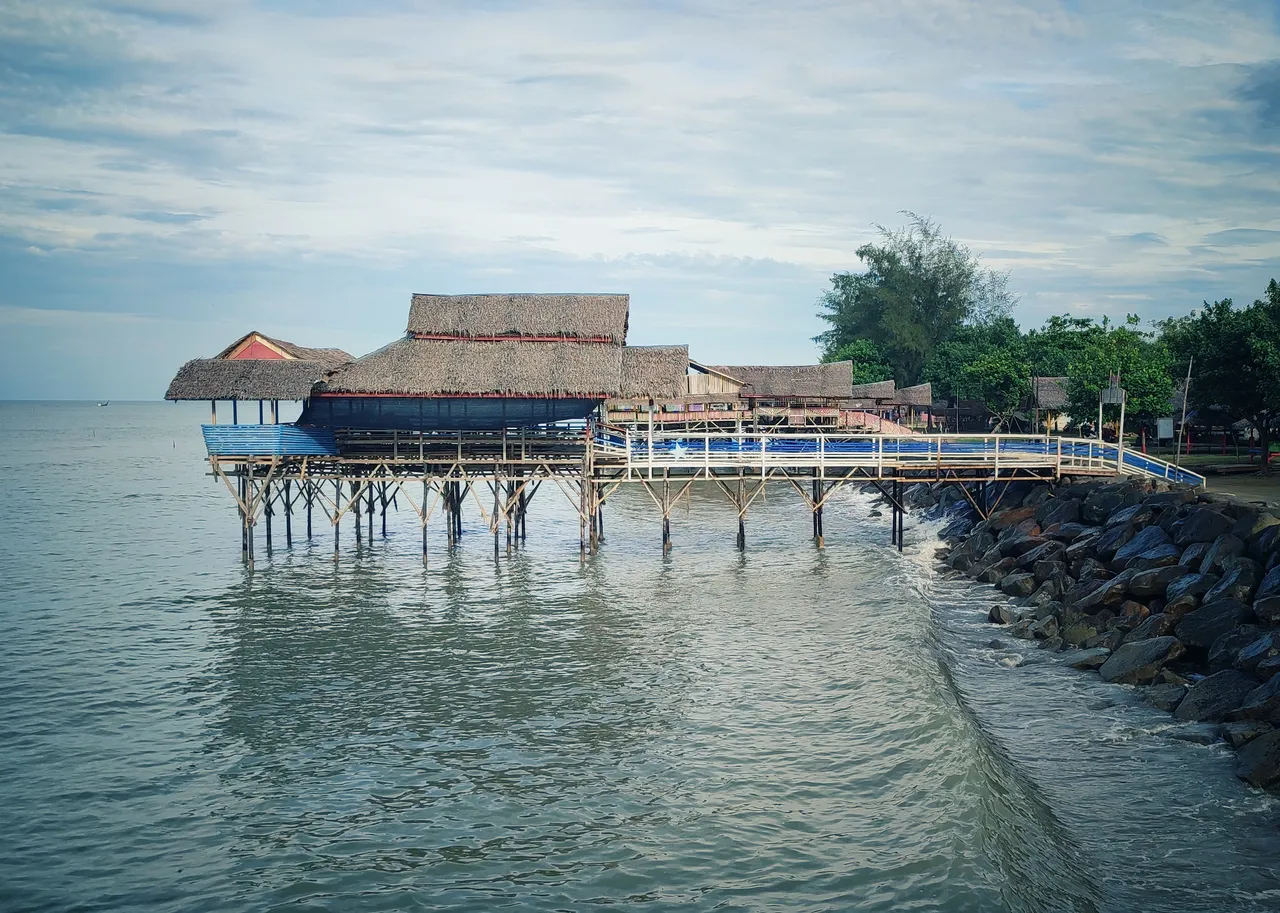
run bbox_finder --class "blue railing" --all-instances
[202,424,339,457]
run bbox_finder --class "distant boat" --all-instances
[97,401,110,407]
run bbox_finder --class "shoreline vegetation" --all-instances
[893,476,1280,790]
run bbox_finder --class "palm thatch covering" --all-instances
[895,382,933,407]
[318,338,624,398]
[848,380,896,402]
[214,331,352,367]
[619,345,689,398]
[1033,377,1069,410]
[709,362,853,399]
[407,293,630,342]
[166,358,346,401]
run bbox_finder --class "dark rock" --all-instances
[1170,723,1222,745]
[989,505,1037,531]
[1067,647,1111,669]
[1174,670,1257,722]
[1036,498,1081,528]
[1042,522,1098,543]
[1199,534,1245,575]
[1074,558,1112,584]
[1174,507,1235,545]
[1085,630,1125,651]
[1223,720,1273,749]
[1014,539,1066,570]
[1228,674,1280,723]
[1099,636,1186,684]
[1176,599,1254,654]
[1208,625,1264,673]
[1253,565,1280,603]
[1203,560,1261,605]
[1106,503,1153,528]
[1237,632,1280,675]
[1083,485,1132,525]
[1095,524,1137,561]
[1235,730,1280,788]
[1022,486,1055,509]
[1033,601,1064,621]
[1144,489,1197,508]
[1179,541,1213,569]
[1258,656,1280,681]
[1145,683,1187,712]
[1028,615,1060,640]
[977,557,1017,583]
[1126,544,1183,571]
[1255,596,1280,625]
[1123,613,1174,644]
[999,572,1037,597]
[1249,523,1280,561]
[1119,600,1150,622]
[1027,579,1066,606]
[1007,619,1035,640]
[1062,622,1098,647]
[988,604,1016,624]
[1034,559,1069,583]
[939,517,976,539]
[999,531,1047,559]
[1065,535,1102,563]
[1111,526,1172,567]
[1129,565,1191,599]
[1038,635,1064,652]
[1071,570,1136,612]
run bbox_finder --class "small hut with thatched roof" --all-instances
[165,330,353,423]
[304,294,654,431]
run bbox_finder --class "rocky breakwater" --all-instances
[931,476,1280,791]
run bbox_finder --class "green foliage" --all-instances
[821,338,893,385]
[1063,315,1173,426]
[815,213,1017,384]
[1160,280,1280,461]
[956,349,1029,429]
[922,317,1023,400]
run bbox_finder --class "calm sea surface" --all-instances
[2,401,1279,912]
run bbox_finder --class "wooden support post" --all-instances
[596,485,604,544]
[334,480,341,558]
[284,478,292,548]
[662,474,671,553]
[422,479,429,567]
[493,478,501,560]
[210,400,217,425]
[258,399,264,424]
[367,484,374,541]
[380,482,388,538]
[246,463,255,571]
[354,483,362,546]
[446,481,456,553]
[305,482,313,539]
[736,476,746,551]
[232,400,238,424]
[264,480,273,553]
[239,470,248,562]
[579,479,588,560]
[506,480,514,557]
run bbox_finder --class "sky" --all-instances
[1,0,1278,399]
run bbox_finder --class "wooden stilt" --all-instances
[380,482,388,538]
[422,479,429,567]
[246,463,255,571]
[493,478,501,560]
[305,481,313,540]
[334,480,341,558]
[239,469,248,562]
[284,479,293,548]
[662,473,671,553]
[354,483,362,546]
[264,480,273,553]
[367,484,374,541]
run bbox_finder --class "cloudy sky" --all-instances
[1,0,1278,398]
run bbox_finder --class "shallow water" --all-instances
[1,401,1277,912]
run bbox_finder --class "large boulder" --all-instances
[1199,534,1245,574]
[1164,573,1218,616]
[1070,570,1136,612]
[1028,615,1060,640]
[1223,720,1274,749]
[1179,541,1213,569]
[1043,522,1099,543]
[1062,622,1099,647]
[999,572,1038,597]
[1228,674,1280,724]
[1249,523,1280,562]
[1145,682,1187,712]
[1144,488,1197,508]
[1099,636,1186,684]
[1094,524,1137,561]
[1105,503,1153,528]
[1111,526,1172,567]
[989,505,1037,531]
[1174,507,1234,545]
[1126,543,1184,571]
[1014,540,1066,570]
[1083,484,1134,525]
[1235,730,1280,788]
[1129,565,1191,599]
[1066,646,1111,669]
[1034,559,1069,583]
[1237,632,1280,675]
[1037,498,1081,528]
[1258,656,1280,681]
[1175,599,1254,654]
[1203,559,1261,605]
[977,557,1017,583]
[1123,613,1176,644]
[1253,565,1280,602]
[1209,625,1265,672]
[1174,670,1257,722]
[999,531,1047,559]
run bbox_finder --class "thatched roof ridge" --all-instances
[1033,376,1069,410]
[619,345,689,398]
[214,331,352,367]
[709,362,853,399]
[318,337,623,398]
[165,358,340,401]
[849,379,896,401]
[407,294,629,342]
[895,382,933,406]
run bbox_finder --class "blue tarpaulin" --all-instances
[201,424,338,457]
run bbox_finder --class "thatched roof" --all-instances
[214,331,352,368]
[619,345,689,398]
[895,382,932,406]
[407,293,630,342]
[1033,377,1069,410]
[849,380,896,401]
[709,362,853,399]
[165,358,342,401]
[318,337,624,398]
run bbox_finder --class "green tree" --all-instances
[1160,280,1280,468]
[821,338,892,384]
[1064,315,1173,432]
[921,316,1024,400]
[956,348,1030,431]
[1024,315,1105,377]
[815,213,1017,384]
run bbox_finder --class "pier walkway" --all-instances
[197,424,1205,566]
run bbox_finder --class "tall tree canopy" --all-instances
[1160,280,1280,466]
[819,338,893,385]
[814,214,1016,385]
[1062,315,1173,428]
